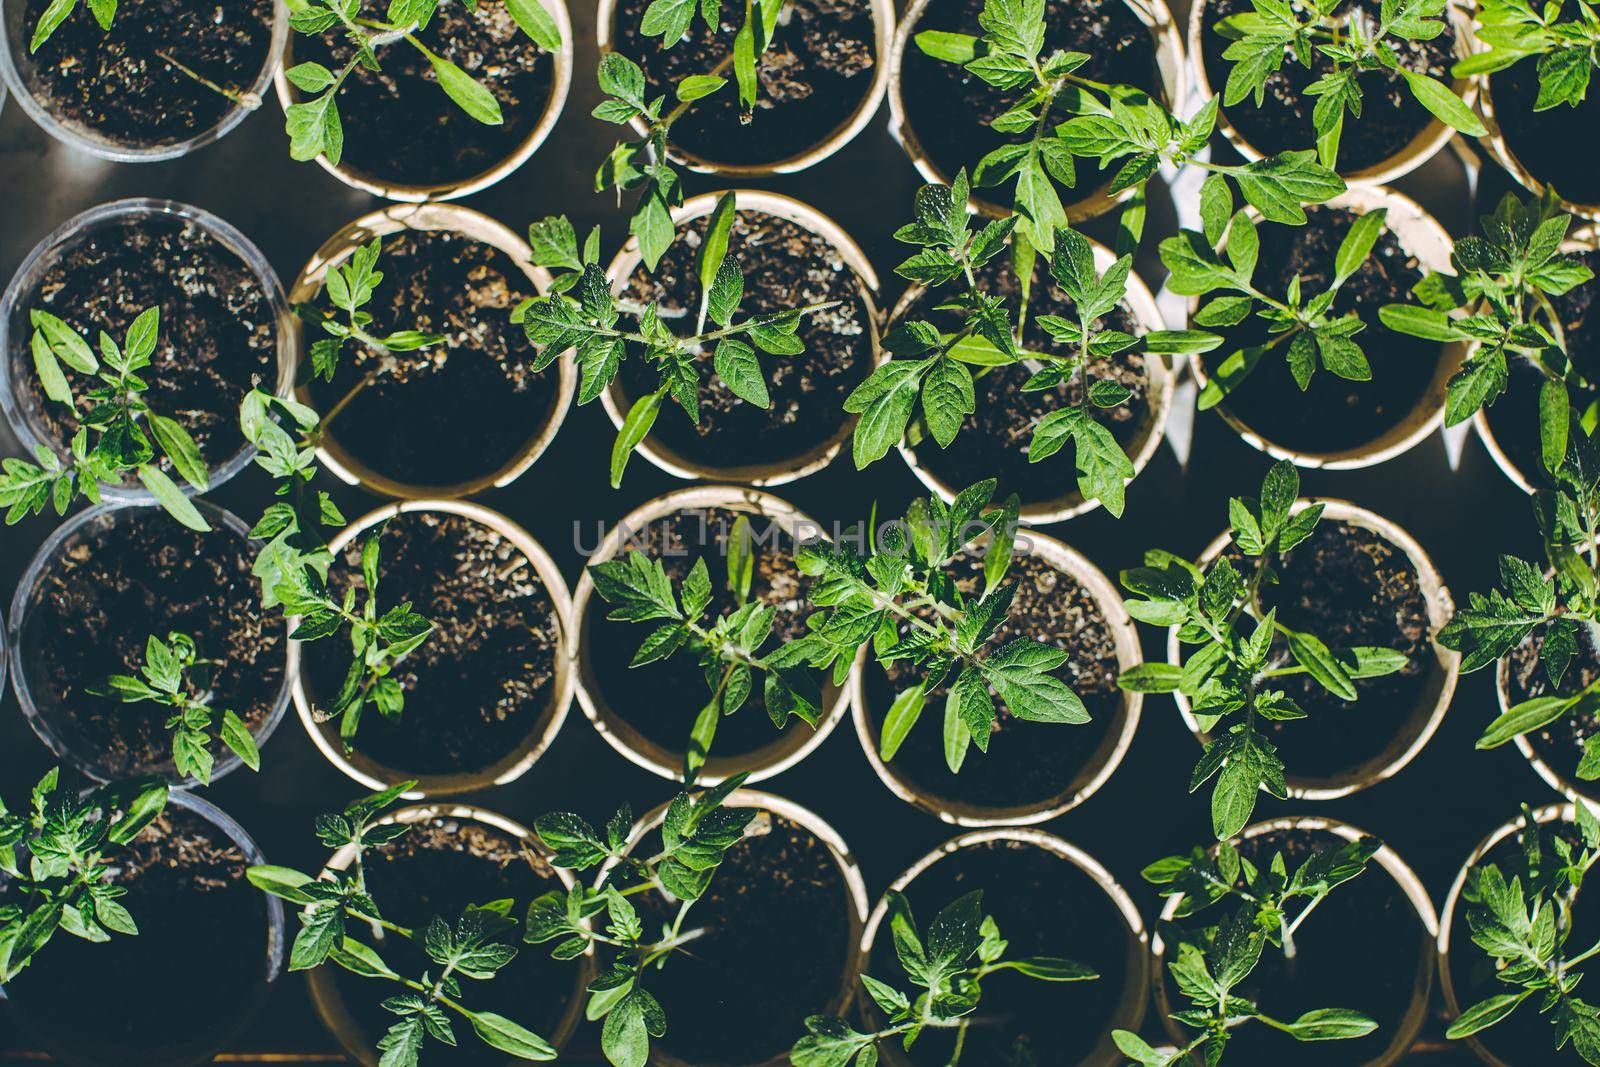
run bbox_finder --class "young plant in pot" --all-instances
[293,207,574,498]
[1117,461,1436,839]
[9,497,291,785]
[793,888,1097,1064]
[1456,0,1600,216]
[850,502,1143,825]
[531,778,869,1066]
[3,772,286,1067]
[895,0,1351,256]
[1378,190,1596,491]
[845,828,1147,1064]
[600,190,880,485]
[1193,0,1483,183]
[1441,803,1600,1066]
[1435,405,1600,805]
[0,199,290,525]
[1132,819,1435,1065]
[278,0,570,199]
[1167,182,1466,467]
[592,0,888,264]
[516,194,848,487]
[248,782,572,1065]
[3,0,283,159]
[580,490,834,783]
[852,173,1209,521]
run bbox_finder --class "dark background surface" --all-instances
[0,0,1555,1061]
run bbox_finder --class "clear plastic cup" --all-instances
[0,0,286,161]
[8,498,293,785]
[0,197,292,504]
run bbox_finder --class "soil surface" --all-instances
[586,506,826,762]
[304,228,558,490]
[12,213,278,487]
[1483,248,1600,488]
[294,0,554,187]
[1491,63,1600,210]
[635,810,854,1063]
[900,0,1161,213]
[875,837,1131,1065]
[902,253,1153,510]
[302,510,561,777]
[1200,0,1456,173]
[617,207,873,471]
[613,0,878,165]
[1200,205,1443,454]
[18,507,283,780]
[1507,621,1600,796]
[1446,818,1600,1065]
[3,807,272,1065]
[20,0,274,147]
[865,549,1122,811]
[1160,827,1426,1066]
[1213,519,1432,781]
[329,815,580,1064]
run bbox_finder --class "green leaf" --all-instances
[1477,695,1579,749]
[137,466,209,532]
[1402,70,1487,136]
[676,74,727,101]
[147,414,209,492]
[713,339,768,408]
[468,1012,557,1060]
[1447,991,1533,1038]
[611,390,664,488]
[1539,376,1569,475]
[879,684,927,762]
[246,865,317,905]
[922,357,975,448]
[1287,630,1358,701]
[429,53,504,125]
[220,709,260,771]
[1262,1007,1379,1041]
[506,0,563,51]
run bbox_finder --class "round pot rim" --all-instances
[1473,222,1600,496]
[572,485,850,785]
[887,0,1187,225]
[1149,814,1439,1067]
[307,802,594,1064]
[272,0,574,201]
[600,188,882,487]
[0,196,294,503]
[0,788,286,1067]
[0,0,288,161]
[858,826,1149,1067]
[7,498,294,787]
[1165,496,1459,799]
[1460,20,1600,222]
[596,787,870,1067]
[889,234,1176,524]
[594,0,895,176]
[1185,0,1475,186]
[288,202,576,500]
[1187,184,1468,469]
[1437,801,1577,1067]
[289,498,577,799]
[848,526,1145,826]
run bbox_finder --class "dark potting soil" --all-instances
[330,816,579,1063]
[1161,827,1426,1066]
[903,253,1153,509]
[617,207,874,470]
[303,228,558,490]
[13,213,279,487]
[1446,818,1600,1065]
[302,511,561,777]
[613,0,877,165]
[634,811,853,1063]
[3,807,271,1065]
[876,838,1130,1065]
[1491,63,1600,210]
[586,507,825,762]
[1507,621,1600,794]
[1213,519,1432,781]
[864,551,1121,810]
[1483,249,1600,488]
[900,0,1161,213]
[19,0,274,147]
[19,508,282,780]
[1200,0,1456,173]
[1200,206,1443,454]
[293,0,554,186]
